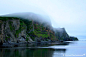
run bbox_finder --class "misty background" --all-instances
[0,0,86,40]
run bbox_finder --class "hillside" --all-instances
[0,13,78,44]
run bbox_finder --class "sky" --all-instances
[0,0,86,38]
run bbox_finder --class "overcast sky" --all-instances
[0,0,86,38]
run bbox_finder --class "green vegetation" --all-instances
[9,21,15,31]
[34,29,49,38]
[36,33,49,38]
[20,20,26,29]
[20,19,33,32]
[15,29,21,37]
[50,33,56,40]
[0,16,57,41]
[74,38,78,40]
[0,16,78,42]
[26,34,29,42]
[28,31,36,40]
[15,20,26,37]
[26,38,29,42]
[60,37,64,40]
[0,16,19,21]
[28,23,56,41]
[5,36,10,41]
[0,17,27,38]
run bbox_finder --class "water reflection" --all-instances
[0,48,67,57]
[53,49,66,57]
[0,41,78,57]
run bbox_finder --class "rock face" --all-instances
[0,14,78,44]
[0,17,30,44]
[54,28,78,41]
[21,19,56,42]
[54,28,69,41]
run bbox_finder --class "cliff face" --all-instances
[54,28,69,41]
[0,17,56,43]
[54,28,78,41]
[21,19,57,42]
[0,17,28,43]
[0,16,78,44]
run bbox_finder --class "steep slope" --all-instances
[20,19,57,41]
[0,16,57,44]
[0,17,33,44]
[54,28,78,41]
[54,28,69,41]
[0,12,78,44]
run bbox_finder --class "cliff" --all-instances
[0,17,56,44]
[0,17,28,43]
[20,19,56,42]
[0,13,78,44]
[54,28,69,41]
[54,28,78,41]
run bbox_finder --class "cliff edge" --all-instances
[0,13,78,44]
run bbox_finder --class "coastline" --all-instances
[0,41,72,48]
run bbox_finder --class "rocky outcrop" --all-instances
[54,28,78,41]
[0,15,78,45]
[54,28,69,41]
[0,17,33,44]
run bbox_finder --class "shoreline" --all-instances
[0,41,71,48]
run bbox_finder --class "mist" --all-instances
[2,12,52,27]
[0,0,86,39]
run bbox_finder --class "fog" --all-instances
[2,12,52,27]
[0,0,86,38]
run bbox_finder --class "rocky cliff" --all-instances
[0,17,56,44]
[54,28,69,41]
[0,17,28,43]
[54,28,78,41]
[0,14,78,44]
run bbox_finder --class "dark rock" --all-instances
[0,40,3,45]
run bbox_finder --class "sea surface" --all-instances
[0,38,86,57]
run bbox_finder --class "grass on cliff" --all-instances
[28,23,50,38]
[9,21,15,31]
[15,20,26,37]
[20,19,33,32]
[28,23,56,41]
[34,29,49,38]
[0,16,19,21]
[35,24,56,40]
[5,18,26,38]
[28,25,50,40]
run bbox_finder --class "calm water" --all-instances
[0,40,86,57]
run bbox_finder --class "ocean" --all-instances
[0,37,86,57]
